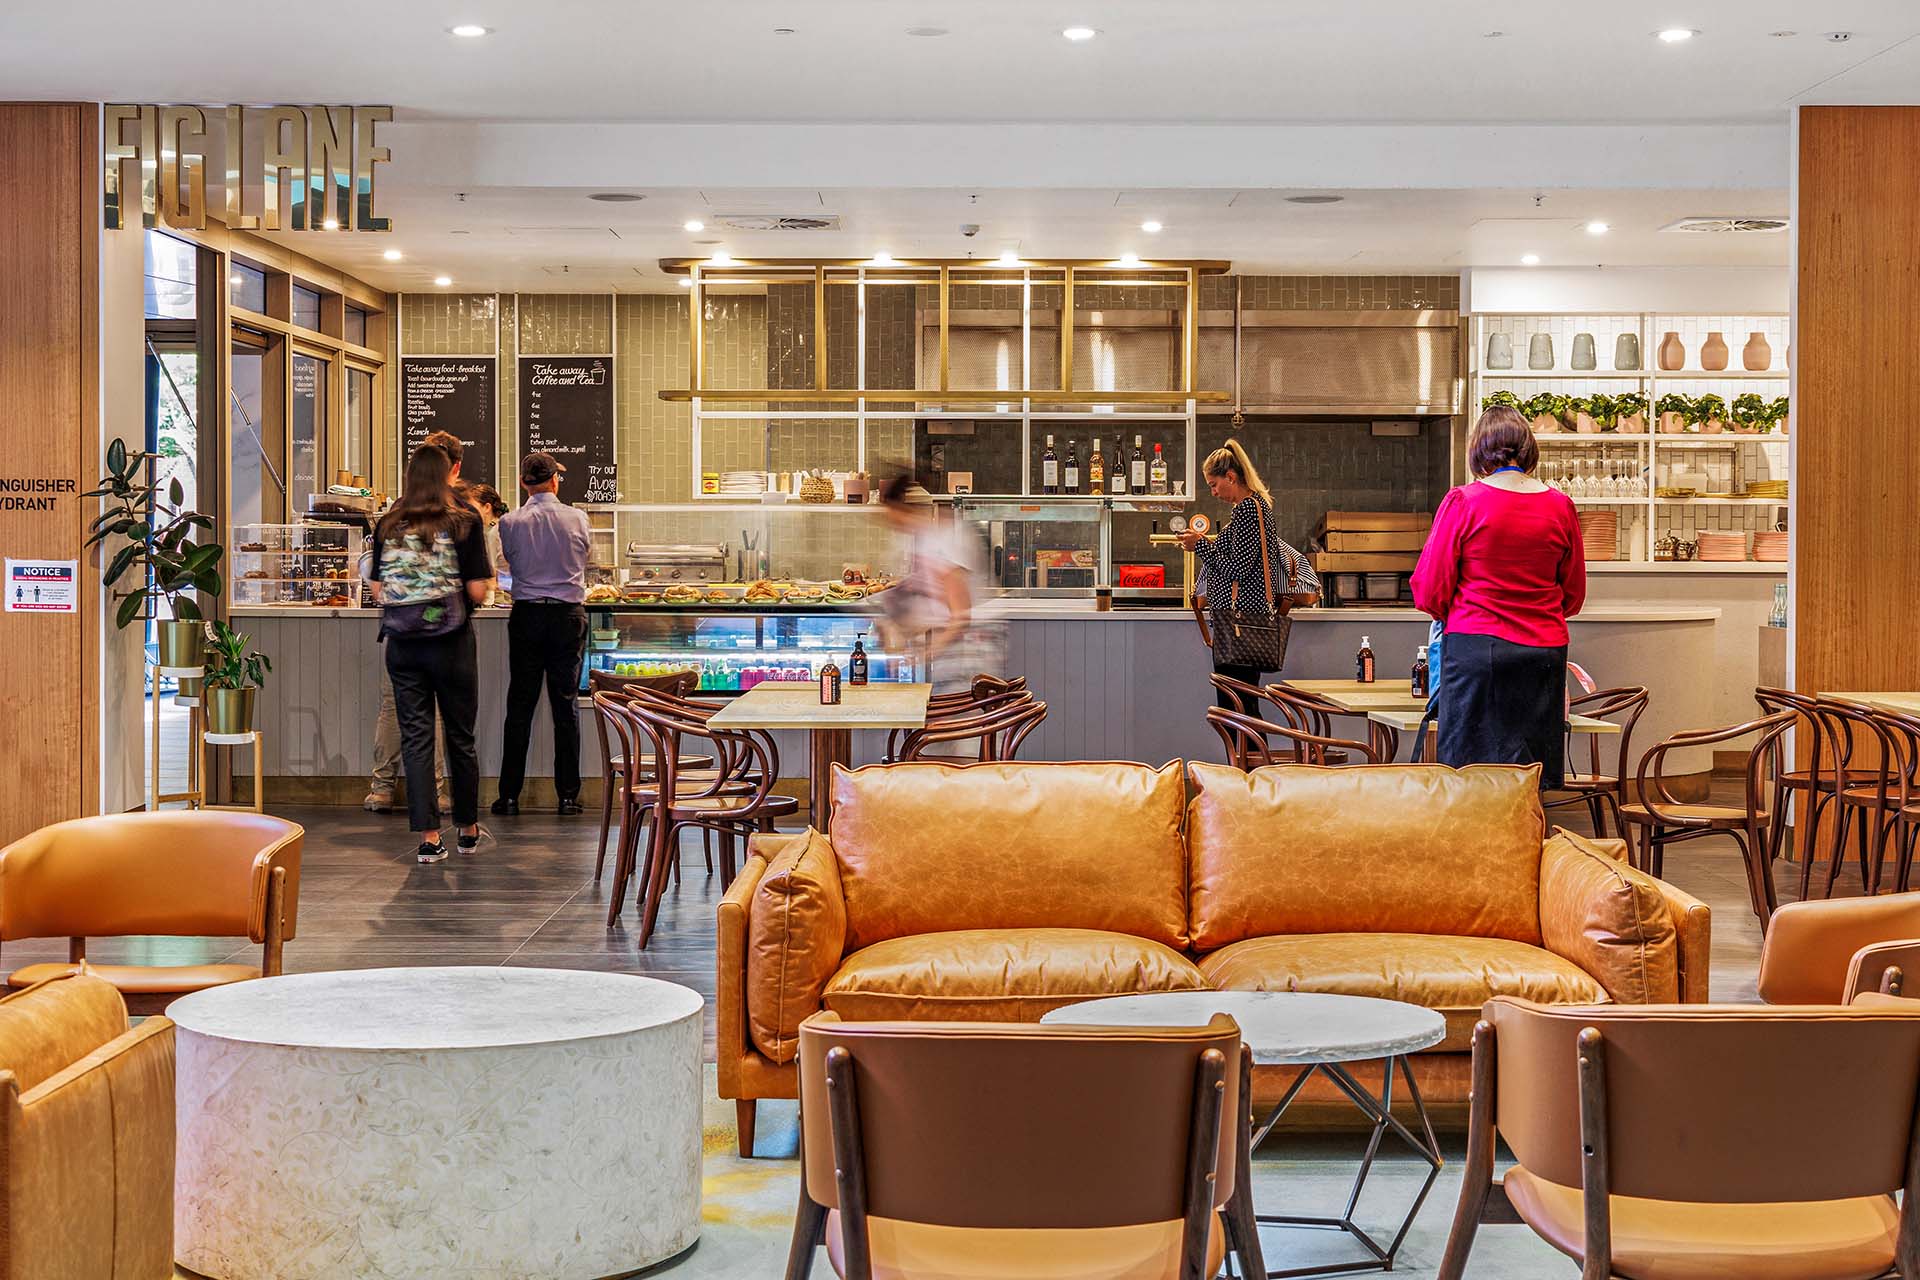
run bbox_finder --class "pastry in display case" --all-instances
[231,523,365,607]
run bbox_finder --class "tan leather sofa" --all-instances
[719,760,1709,1154]
[0,972,175,1279]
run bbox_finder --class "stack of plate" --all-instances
[1745,480,1788,500]
[719,471,768,495]
[1696,531,1748,562]
[1578,510,1618,561]
[1752,530,1788,562]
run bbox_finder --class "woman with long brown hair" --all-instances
[369,443,494,861]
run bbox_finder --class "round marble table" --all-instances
[171,967,704,1280]
[1044,991,1447,1279]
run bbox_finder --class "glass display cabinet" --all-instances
[583,606,916,694]
[231,522,364,606]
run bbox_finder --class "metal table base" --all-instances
[1239,1054,1444,1278]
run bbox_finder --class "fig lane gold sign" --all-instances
[103,104,393,233]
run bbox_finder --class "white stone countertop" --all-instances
[1042,991,1447,1066]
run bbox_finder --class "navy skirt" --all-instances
[1436,632,1567,789]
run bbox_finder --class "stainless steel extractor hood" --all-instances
[1233,309,1462,416]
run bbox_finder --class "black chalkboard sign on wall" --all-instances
[520,355,617,505]
[400,357,497,490]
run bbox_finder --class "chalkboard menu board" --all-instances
[520,355,617,504]
[400,357,496,489]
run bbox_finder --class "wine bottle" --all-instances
[1041,434,1059,494]
[1148,443,1169,495]
[1089,438,1107,491]
[1063,439,1080,494]
[1129,433,1147,494]
[1110,438,1129,494]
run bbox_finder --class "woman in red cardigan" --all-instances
[1411,406,1586,786]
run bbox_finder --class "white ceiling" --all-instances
[5,0,1918,123]
[267,186,1791,294]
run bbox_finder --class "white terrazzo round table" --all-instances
[1044,991,1447,1279]
[171,967,704,1280]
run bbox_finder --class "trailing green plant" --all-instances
[1655,392,1693,418]
[84,437,223,630]
[202,620,272,691]
[1730,393,1768,431]
[1691,393,1729,428]
[1765,395,1791,432]
[1613,391,1648,425]
[1481,390,1522,412]
[1588,392,1619,431]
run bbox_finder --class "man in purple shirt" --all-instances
[492,452,593,816]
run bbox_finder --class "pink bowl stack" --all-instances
[1751,530,1788,562]
[1577,510,1618,561]
[1695,531,1748,562]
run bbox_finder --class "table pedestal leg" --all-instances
[1242,1056,1443,1279]
[809,728,852,827]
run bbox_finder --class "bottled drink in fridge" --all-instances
[1148,443,1169,495]
[1041,434,1059,494]
[1129,434,1148,494]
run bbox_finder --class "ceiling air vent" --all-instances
[712,213,842,232]
[1659,217,1790,234]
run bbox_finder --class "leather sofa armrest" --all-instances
[717,852,773,1101]
[10,1016,175,1278]
[1650,876,1712,1004]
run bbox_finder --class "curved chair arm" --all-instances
[1633,711,1794,826]
[1570,685,1649,782]
[1205,707,1381,768]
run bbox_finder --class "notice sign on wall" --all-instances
[520,356,617,505]
[401,357,497,489]
[5,560,78,613]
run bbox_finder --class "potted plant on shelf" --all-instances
[1655,392,1693,435]
[1614,391,1649,433]
[1525,392,1565,434]
[1588,392,1620,433]
[1730,393,1768,434]
[1766,395,1791,435]
[1567,395,1599,434]
[1481,390,1522,413]
[1692,393,1729,435]
[201,620,272,736]
[84,437,224,668]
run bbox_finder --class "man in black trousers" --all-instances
[492,452,593,815]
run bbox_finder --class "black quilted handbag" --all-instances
[1208,499,1293,673]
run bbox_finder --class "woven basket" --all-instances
[799,474,835,504]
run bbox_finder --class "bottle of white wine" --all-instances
[1089,438,1107,491]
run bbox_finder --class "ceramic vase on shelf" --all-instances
[1531,412,1561,435]
[1614,333,1642,370]
[1743,331,1772,371]
[1571,333,1597,371]
[1486,332,1513,370]
[1657,331,1685,371]
[1527,333,1554,370]
[1700,331,1730,371]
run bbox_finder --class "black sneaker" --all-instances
[416,840,449,864]
[490,797,520,816]
[458,825,494,855]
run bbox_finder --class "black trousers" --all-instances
[1213,661,1264,710]
[385,628,481,832]
[498,602,589,802]
[1436,631,1568,789]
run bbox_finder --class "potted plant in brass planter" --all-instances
[201,621,272,736]
[84,437,223,672]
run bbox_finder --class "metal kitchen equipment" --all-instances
[625,542,729,584]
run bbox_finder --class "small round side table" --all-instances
[1043,990,1447,1279]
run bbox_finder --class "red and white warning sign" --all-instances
[5,559,78,613]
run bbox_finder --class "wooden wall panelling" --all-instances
[1795,107,1920,701]
[0,103,99,841]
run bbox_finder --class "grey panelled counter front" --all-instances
[231,602,1722,806]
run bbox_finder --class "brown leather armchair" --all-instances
[0,811,303,1014]
[0,972,175,1279]
[1755,892,1920,1004]
[719,761,1709,1155]
[1440,998,1920,1280]
[787,1012,1251,1280]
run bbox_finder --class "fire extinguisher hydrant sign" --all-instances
[5,559,78,613]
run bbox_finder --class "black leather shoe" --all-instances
[556,798,585,816]
[489,797,520,816]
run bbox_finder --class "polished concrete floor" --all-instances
[118,792,1846,1279]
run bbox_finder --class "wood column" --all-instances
[0,103,101,840]
[1795,107,1920,700]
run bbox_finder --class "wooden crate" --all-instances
[1324,530,1428,553]
[1314,510,1434,538]
[1310,552,1421,574]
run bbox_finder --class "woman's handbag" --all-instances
[379,590,468,641]
[1208,499,1295,673]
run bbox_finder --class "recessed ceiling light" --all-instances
[1769,30,1797,38]
[1585,220,1610,235]
[773,27,797,35]
[588,192,644,203]
[871,251,895,266]
[321,217,340,231]
[447,23,490,37]
[382,248,402,261]
[683,219,705,232]
[1656,28,1698,42]
[1062,25,1098,41]
[1483,30,1505,38]
[1286,194,1345,205]
[434,275,452,287]
[997,250,1020,266]
[678,278,693,288]
[906,26,949,37]
[1824,31,1853,43]
[1521,253,1541,266]
[1140,220,1163,234]
[709,250,732,266]
[1118,252,1141,267]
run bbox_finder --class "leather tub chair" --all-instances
[1440,998,1920,1280]
[0,972,175,1280]
[0,811,303,1015]
[1755,891,1920,1004]
[787,1012,1252,1280]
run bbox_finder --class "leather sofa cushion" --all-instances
[1503,1168,1897,1280]
[747,828,847,1064]
[7,962,262,996]
[824,1211,1225,1280]
[830,762,1190,951]
[1199,933,1605,1051]
[1537,830,1680,1004]
[823,928,1209,1023]
[0,973,128,1093]
[1187,763,1547,950]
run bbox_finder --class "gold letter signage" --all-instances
[104,104,393,232]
